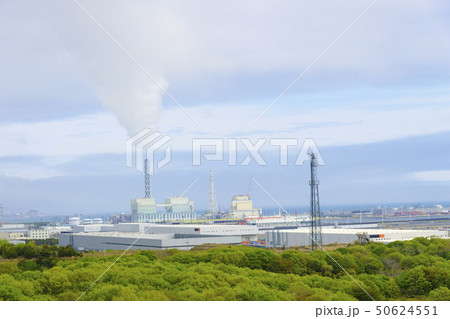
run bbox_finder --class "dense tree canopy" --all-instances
[0,237,449,301]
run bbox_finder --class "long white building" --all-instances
[266,228,448,248]
[59,223,263,251]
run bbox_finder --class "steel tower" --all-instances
[309,152,322,251]
[144,158,151,198]
[209,170,218,216]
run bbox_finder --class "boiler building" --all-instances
[227,195,261,219]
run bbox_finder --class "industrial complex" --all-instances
[2,156,450,252]
[55,156,449,252]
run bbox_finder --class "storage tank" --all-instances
[68,217,80,226]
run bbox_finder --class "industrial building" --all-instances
[227,195,261,219]
[0,229,27,241]
[0,225,50,241]
[72,224,115,233]
[131,198,157,222]
[28,229,50,240]
[164,197,196,221]
[130,159,196,223]
[59,223,263,251]
[80,218,104,225]
[266,228,449,248]
[131,197,196,223]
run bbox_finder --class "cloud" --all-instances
[0,113,126,158]
[2,0,450,127]
[158,91,450,150]
[409,170,450,182]
[0,166,66,181]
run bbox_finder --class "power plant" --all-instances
[131,156,195,223]
[54,151,450,252]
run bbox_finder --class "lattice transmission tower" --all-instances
[309,153,322,251]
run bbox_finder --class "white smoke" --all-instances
[14,0,450,138]
[94,80,166,136]
[48,1,172,136]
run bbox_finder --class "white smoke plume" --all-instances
[94,80,166,136]
[8,0,450,139]
[49,1,172,136]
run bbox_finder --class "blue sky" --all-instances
[0,0,450,215]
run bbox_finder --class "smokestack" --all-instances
[144,158,151,198]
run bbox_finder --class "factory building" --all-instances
[131,198,157,222]
[59,223,263,251]
[266,228,448,248]
[72,224,114,233]
[0,230,27,241]
[163,197,196,221]
[227,195,261,219]
[0,227,50,241]
[44,226,72,237]
[131,197,196,223]
[28,229,50,240]
[0,224,29,241]
[80,218,103,225]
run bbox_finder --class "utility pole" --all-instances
[309,153,322,251]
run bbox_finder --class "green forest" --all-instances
[0,237,449,301]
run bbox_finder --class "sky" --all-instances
[0,0,450,215]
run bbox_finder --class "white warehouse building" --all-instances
[59,223,263,251]
[266,228,448,248]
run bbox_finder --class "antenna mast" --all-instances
[309,153,322,251]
